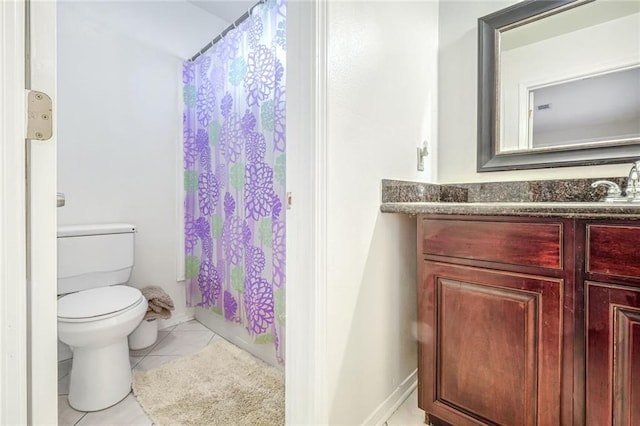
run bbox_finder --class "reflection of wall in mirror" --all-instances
[530,67,640,148]
[499,12,640,153]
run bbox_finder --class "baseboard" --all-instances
[157,312,194,330]
[194,308,281,369]
[362,369,418,426]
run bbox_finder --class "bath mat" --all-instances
[132,338,284,426]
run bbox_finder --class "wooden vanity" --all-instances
[416,214,640,426]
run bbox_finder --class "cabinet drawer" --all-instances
[587,225,640,279]
[422,219,563,269]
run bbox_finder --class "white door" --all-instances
[28,0,58,423]
[0,0,58,423]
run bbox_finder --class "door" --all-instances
[419,261,564,426]
[0,0,57,423]
[29,1,58,424]
[586,281,640,426]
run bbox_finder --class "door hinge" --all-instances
[286,192,292,209]
[26,90,53,141]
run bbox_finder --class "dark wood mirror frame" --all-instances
[477,0,640,172]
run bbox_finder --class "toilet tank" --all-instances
[57,223,136,295]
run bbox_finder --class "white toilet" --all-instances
[57,223,148,412]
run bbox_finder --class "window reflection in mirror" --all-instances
[498,0,640,154]
[529,67,640,150]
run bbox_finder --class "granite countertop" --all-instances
[381,201,640,219]
[380,178,640,219]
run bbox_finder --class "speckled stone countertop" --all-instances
[380,178,640,219]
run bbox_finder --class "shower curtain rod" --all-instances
[189,0,266,63]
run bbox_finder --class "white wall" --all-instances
[326,1,438,423]
[56,2,226,330]
[437,0,633,183]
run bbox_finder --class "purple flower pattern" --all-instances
[183,63,195,84]
[198,260,221,306]
[183,127,197,169]
[244,45,276,107]
[273,85,286,152]
[222,216,245,265]
[216,29,241,62]
[196,80,215,126]
[245,162,275,220]
[185,0,286,364]
[272,219,285,287]
[272,194,282,219]
[244,276,274,334]
[185,217,197,252]
[248,15,263,49]
[245,245,266,278]
[224,192,236,217]
[198,173,218,216]
[246,132,266,164]
[224,291,238,321]
[221,93,233,118]
[241,110,257,134]
[197,56,211,78]
[220,113,244,163]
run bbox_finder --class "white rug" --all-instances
[132,338,284,426]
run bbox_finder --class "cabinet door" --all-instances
[419,261,563,426]
[586,282,640,426]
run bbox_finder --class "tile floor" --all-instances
[58,319,426,425]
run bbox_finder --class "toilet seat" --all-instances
[58,286,145,323]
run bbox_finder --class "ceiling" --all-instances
[187,0,257,23]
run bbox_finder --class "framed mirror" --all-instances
[477,0,640,172]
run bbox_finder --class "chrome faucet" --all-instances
[625,160,640,199]
[591,160,640,202]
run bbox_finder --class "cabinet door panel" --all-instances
[586,282,640,426]
[419,261,563,426]
[438,279,537,425]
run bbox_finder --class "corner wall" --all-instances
[326,1,439,423]
[437,0,632,184]
[56,4,191,328]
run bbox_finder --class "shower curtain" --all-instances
[183,0,286,364]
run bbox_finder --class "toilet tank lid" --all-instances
[58,223,136,238]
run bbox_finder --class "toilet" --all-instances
[57,223,148,412]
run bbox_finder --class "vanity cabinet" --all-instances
[417,215,640,426]
[584,224,640,426]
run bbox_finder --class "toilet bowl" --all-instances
[57,224,147,412]
[58,286,147,411]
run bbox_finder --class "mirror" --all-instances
[477,0,640,172]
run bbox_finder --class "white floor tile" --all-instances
[75,393,151,426]
[386,389,425,426]
[58,359,72,380]
[129,356,142,369]
[147,330,213,356]
[128,330,171,357]
[172,319,210,332]
[58,396,86,426]
[58,373,70,395]
[134,355,182,371]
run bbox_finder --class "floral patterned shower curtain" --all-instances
[183,0,286,364]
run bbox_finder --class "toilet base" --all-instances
[68,338,132,411]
